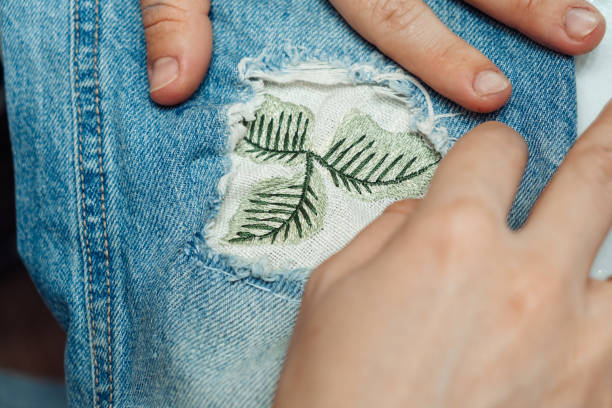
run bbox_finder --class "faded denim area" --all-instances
[0,0,575,406]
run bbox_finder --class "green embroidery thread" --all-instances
[235,95,313,165]
[226,158,326,245]
[225,94,441,245]
[316,110,441,200]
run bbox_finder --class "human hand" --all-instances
[140,0,604,110]
[273,101,612,407]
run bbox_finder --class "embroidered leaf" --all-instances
[235,95,314,165]
[316,111,441,200]
[224,156,326,245]
[222,97,443,248]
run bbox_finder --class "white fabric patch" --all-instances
[207,62,448,272]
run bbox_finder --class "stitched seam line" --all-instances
[92,0,114,405]
[74,0,100,406]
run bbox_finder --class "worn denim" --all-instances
[0,0,577,406]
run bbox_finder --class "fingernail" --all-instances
[149,57,179,92]
[565,8,600,40]
[473,70,510,97]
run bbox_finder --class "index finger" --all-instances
[524,100,612,273]
[330,0,512,113]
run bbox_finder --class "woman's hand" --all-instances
[273,102,612,407]
[140,0,604,110]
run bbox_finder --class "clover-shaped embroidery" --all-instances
[225,94,441,245]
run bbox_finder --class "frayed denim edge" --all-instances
[190,49,456,285]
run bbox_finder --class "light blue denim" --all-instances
[0,0,576,406]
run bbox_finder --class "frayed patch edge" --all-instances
[185,233,310,284]
[205,55,456,282]
[228,57,456,154]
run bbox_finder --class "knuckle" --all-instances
[141,2,186,31]
[501,274,564,324]
[141,0,208,31]
[502,286,541,323]
[422,37,463,68]
[436,198,498,238]
[479,122,527,158]
[569,143,612,192]
[420,199,499,261]
[384,199,419,216]
[510,0,541,14]
[367,0,424,33]
[411,33,472,71]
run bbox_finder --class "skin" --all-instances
[140,0,612,403]
[140,0,605,110]
[274,101,612,407]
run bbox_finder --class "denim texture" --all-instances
[0,0,576,406]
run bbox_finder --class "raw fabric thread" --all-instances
[207,54,455,274]
[227,54,456,155]
[225,94,440,245]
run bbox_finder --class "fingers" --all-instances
[464,0,606,56]
[586,281,612,337]
[424,122,528,221]
[306,199,419,302]
[140,0,212,105]
[329,0,511,113]
[525,100,612,271]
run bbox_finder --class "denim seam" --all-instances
[223,94,440,246]
[205,57,451,275]
[92,0,115,403]
[73,0,100,405]
[73,0,114,405]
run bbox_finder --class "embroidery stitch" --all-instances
[224,94,441,245]
[226,161,326,244]
[315,111,440,200]
[235,95,313,165]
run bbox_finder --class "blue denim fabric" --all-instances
[0,0,576,406]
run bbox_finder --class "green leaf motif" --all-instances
[316,111,441,200]
[235,95,314,165]
[224,155,326,245]
[226,96,441,246]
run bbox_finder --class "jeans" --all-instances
[0,0,577,406]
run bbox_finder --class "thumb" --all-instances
[140,0,212,105]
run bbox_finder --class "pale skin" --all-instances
[275,102,612,407]
[139,0,612,404]
[139,0,605,110]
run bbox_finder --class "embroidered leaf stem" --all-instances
[316,111,441,198]
[225,95,441,245]
[314,140,438,195]
[235,95,314,165]
[227,155,326,245]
